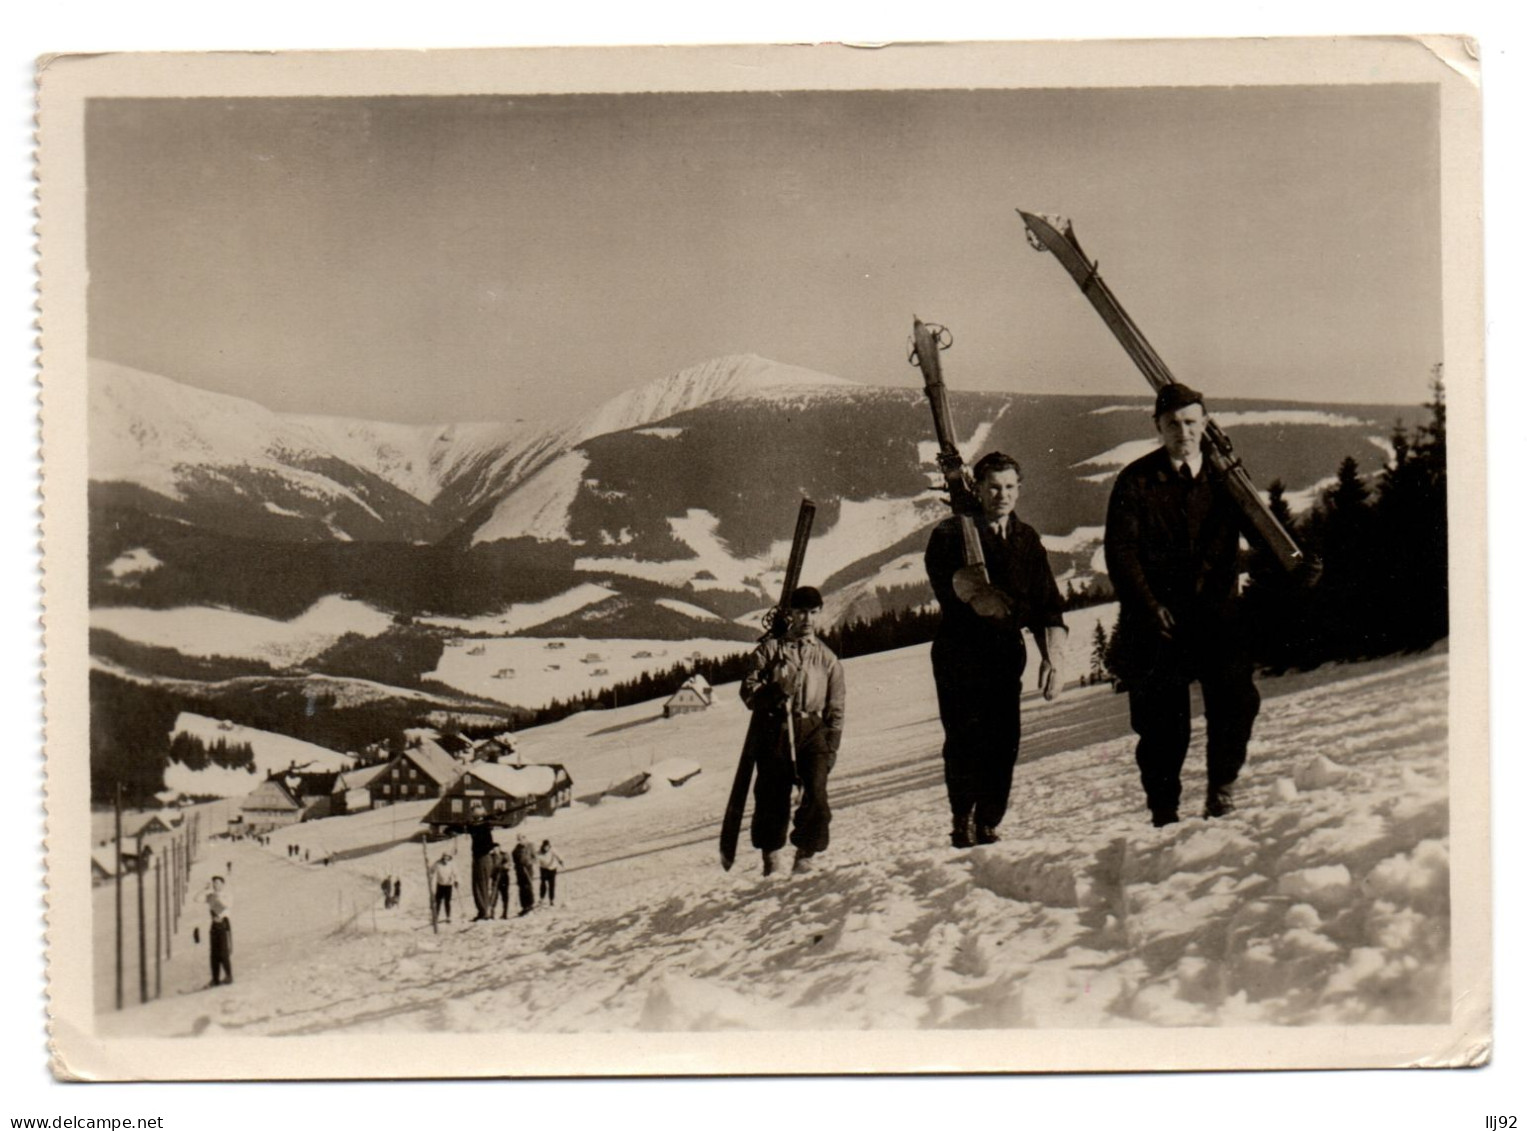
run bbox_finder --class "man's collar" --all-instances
[1160,447,1204,478]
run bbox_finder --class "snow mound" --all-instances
[1294,755,1351,791]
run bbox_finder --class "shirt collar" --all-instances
[1174,450,1205,479]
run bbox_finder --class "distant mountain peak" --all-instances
[563,354,862,447]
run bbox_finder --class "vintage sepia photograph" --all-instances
[37,38,1487,1080]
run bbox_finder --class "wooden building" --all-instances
[331,762,390,814]
[239,777,303,835]
[368,740,465,808]
[425,762,573,831]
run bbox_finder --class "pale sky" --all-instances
[86,85,1441,424]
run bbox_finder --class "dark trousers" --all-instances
[539,871,557,905]
[750,716,835,855]
[209,917,232,985]
[932,638,1025,831]
[1127,660,1261,819]
[493,874,510,918]
[471,854,495,919]
[433,883,453,920]
[516,874,535,913]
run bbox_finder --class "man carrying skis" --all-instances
[925,451,1067,849]
[1104,383,1261,827]
[738,586,846,877]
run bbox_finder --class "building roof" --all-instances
[400,741,467,788]
[335,762,391,792]
[241,777,302,812]
[285,770,340,798]
[457,762,558,799]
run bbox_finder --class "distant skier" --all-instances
[1104,383,1261,826]
[511,834,537,915]
[924,452,1067,849]
[739,585,846,876]
[537,840,564,906]
[431,852,459,923]
[204,875,233,987]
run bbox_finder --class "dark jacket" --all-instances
[1104,446,1251,680]
[924,513,1066,663]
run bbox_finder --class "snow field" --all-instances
[419,583,617,635]
[425,636,747,709]
[91,595,396,667]
[105,645,1450,1037]
[164,712,355,797]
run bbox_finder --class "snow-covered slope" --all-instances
[91,595,396,668]
[90,360,333,496]
[100,647,1450,1043]
[288,416,547,507]
[560,354,861,448]
[165,712,354,798]
[89,359,444,540]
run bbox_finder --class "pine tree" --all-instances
[1090,620,1109,681]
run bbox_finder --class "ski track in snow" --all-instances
[106,648,1449,1038]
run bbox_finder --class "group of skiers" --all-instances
[739,383,1264,873]
[431,806,564,924]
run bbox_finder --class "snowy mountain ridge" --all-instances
[91,353,865,516]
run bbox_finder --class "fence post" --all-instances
[154,857,163,1000]
[136,833,147,1005]
[114,784,123,1012]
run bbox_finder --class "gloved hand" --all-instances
[770,659,802,698]
[952,565,1013,620]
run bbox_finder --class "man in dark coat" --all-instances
[925,451,1067,849]
[739,586,846,876]
[1104,383,1261,827]
[511,834,537,915]
[447,800,499,921]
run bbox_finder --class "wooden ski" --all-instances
[1018,209,1307,572]
[718,498,816,871]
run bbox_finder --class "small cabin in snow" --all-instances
[663,674,715,718]
[473,733,518,764]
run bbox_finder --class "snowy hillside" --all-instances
[290,416,546,507]
[91,595,396,668]
[97,643,1449,1042]
[559,353,861,448]
[88,360,445,541]
[165,712,354,798]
